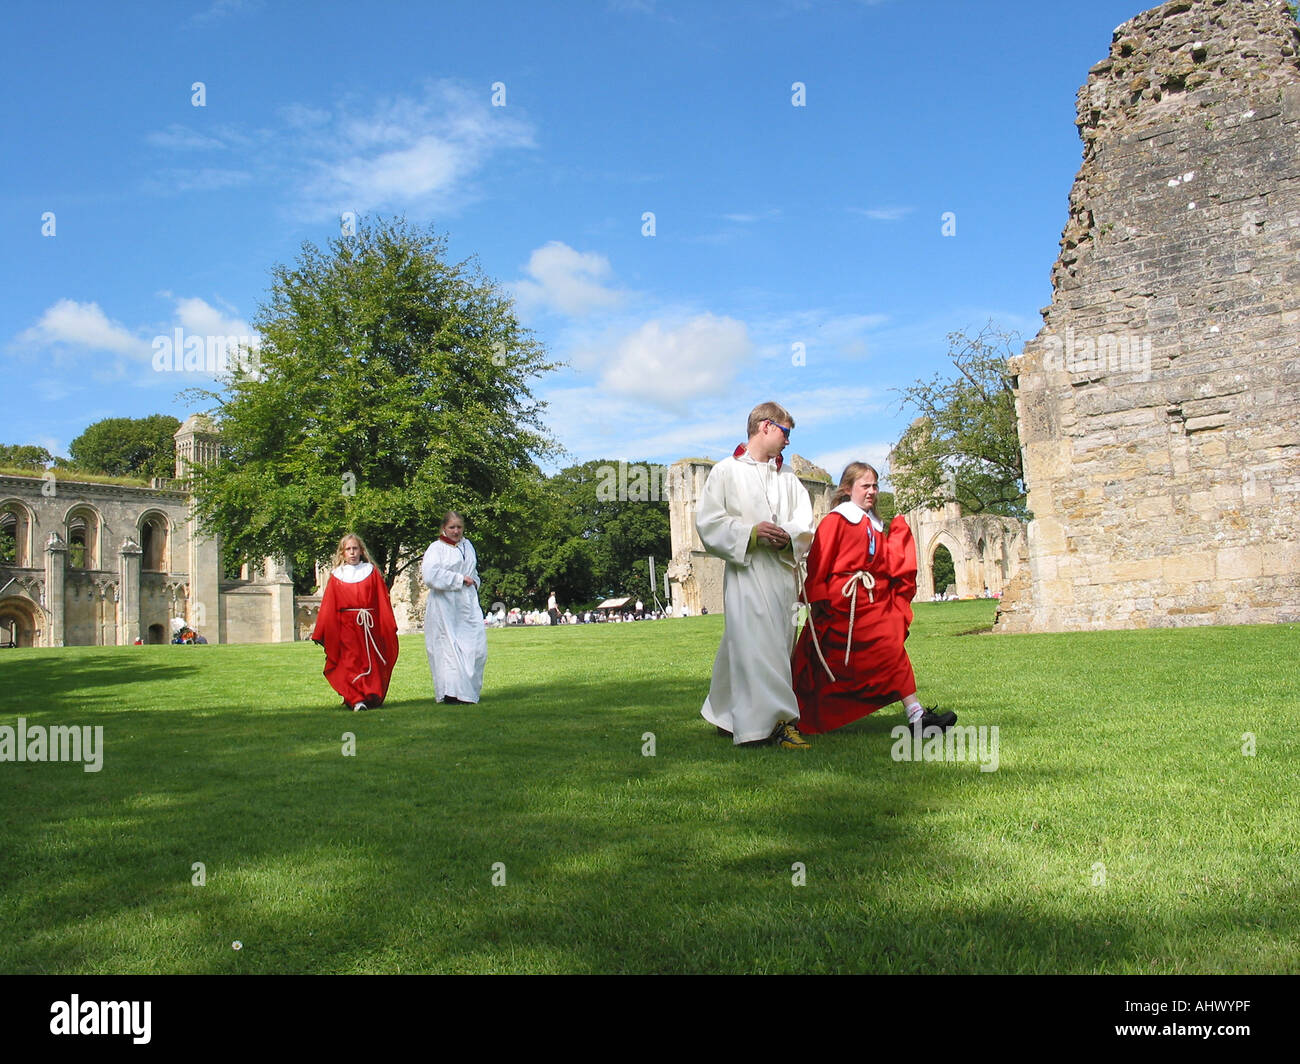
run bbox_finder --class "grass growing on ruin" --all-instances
[2,602,1297,974]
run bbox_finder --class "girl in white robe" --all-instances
[421,512,487,704]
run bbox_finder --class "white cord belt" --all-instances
[343,607,387,684]
[840,570,877,666]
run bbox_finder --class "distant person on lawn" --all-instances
[311,533,399,712]
[422,511,487,705]
[791,462,956,736]
[697,401,814,748]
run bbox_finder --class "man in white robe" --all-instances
[697,402,814,747]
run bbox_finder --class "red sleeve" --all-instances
[310,575,339,648]
[802,513,844,605]
[888,515,918,626]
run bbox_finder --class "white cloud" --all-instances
[17,300,146,358]
[142,81,534,217]
[721,208,781,224]
[171,296,256,342]
[513,242,626,317]
[187,0,262,26]
[297,83,535,218]
[146,125,229,151]
[811,441,895,484]
[598,314,752,404]
[851,206,914,221]
[147,167,253,193]
[10,295,259,388]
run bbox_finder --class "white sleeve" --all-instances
[421,542,464,591]
[779,478,815,565]
[695,460,752,566]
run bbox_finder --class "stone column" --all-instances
[118,538,142,646]
[263,555,297,643]
[44,532,67,647]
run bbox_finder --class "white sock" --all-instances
[906,702,923,723]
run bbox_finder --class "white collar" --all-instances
[738,449,780,469]
[831,501,883,532]
[332,561,373,583]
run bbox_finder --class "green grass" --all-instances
[2,601,1297,974]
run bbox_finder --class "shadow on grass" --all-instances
[1,628,1295,974]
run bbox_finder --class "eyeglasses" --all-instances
[766,420,791,439]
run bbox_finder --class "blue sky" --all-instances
[2,0,1148,482]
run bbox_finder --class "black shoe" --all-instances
[911,707,956,733]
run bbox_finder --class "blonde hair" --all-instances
[746,401,795,439]
[332,532,373,568]
[831,462,880,508]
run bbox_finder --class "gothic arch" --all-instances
[0,498,35,567]
[138,510,170,572]
[0,595,41,647]
[63,503,104,570]
[925,528,966,598]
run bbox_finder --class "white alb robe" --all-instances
[696,452,814,743]
[421,537,488,703]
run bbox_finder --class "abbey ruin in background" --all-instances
[0,415,299,647]
[996,0,1300,633]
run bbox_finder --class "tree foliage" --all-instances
[66,416,180,481]
[478,460,672,609]
[891,324,1027,518]
[0,444,54,470]
[187,217,558,588]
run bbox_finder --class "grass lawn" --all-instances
[2,601,1297,974]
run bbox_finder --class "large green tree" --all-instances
[188,217,558,588]
[66,415,180,481]
[890,323,1028,518]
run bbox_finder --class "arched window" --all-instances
[932,544,956,597]
[140,514,169,571]
[66,506,102,570]
[0,502,33,567]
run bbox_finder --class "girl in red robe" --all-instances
[791,463,955,735]
[310,533,399,711]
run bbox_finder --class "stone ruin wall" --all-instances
[904,502,1028,601]
[996,0,1300,633]
[667,455,834,616]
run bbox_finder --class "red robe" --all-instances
[791,507,917,733]
[310,565,399,707]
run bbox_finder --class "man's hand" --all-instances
[755,521,790,549]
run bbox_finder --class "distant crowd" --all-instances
[489,601,675,626]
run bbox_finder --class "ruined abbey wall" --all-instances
[996,0,1300,632]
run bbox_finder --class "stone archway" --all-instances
[919,529,965,600]
[0,596,41,647]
